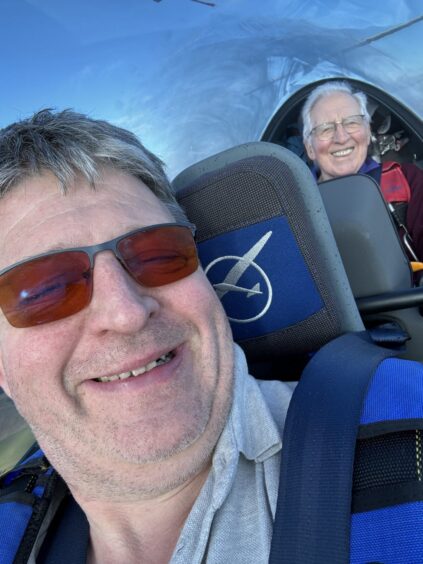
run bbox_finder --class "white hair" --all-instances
[301,80,371,141]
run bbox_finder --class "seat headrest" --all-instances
[173,142,363,369]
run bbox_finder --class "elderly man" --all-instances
[0,110,292,563]
[301,80,423,261]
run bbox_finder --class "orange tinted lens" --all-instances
[118,225,198,287]
[0,252,92,328]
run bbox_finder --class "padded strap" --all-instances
[38,495,89,564]
[380,161,411,204]
[269,332,396,564]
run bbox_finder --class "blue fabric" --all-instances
[351,502,423,564]
[359,157,380,175]
[33,482,47,497]
[198,216,323,340]
[0,448,49,563]
[360,358,423,424]
[269,332,395,564]
[0,501,33,564]
[353,358,423,563]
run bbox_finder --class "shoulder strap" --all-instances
[380,161,419,259]
[380,161,411,204]
[37,495,89,564]
[0,448,61,564]
[269,331,396,564]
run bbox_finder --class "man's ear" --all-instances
[367,127,372,146]
[305,139,316,161]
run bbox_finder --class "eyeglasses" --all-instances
[0,223,198,328]
[310,114,366,141]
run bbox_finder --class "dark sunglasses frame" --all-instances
[0,222,197,278]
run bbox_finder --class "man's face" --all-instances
[305,92,371,181]
[0,169,234,498]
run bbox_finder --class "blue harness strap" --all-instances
[0,447,58,564]
[37,495,89,564]
[0,444,88,564]
[269,332,396,564]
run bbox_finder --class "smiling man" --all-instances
[301,80,423,261]
[0,110,293,563]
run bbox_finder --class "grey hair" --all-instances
[0,108,188,223]
[301,81,371,141]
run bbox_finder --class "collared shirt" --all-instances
[170,344,293,563]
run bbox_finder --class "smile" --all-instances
[95,352,175,383]
[331,147,354,157]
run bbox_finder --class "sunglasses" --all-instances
[0,223,198,328]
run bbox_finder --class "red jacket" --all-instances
[378,161,423,261]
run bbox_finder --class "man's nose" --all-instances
[86,253,160,334]
[333,121,350,142]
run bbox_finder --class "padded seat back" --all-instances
[319,173,423,362]
[318,173,412,297]
[173,142,363,373]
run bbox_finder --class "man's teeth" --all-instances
[96,352,174,383]
[332,148,353,157]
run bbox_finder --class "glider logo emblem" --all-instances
[204,231,273,323]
